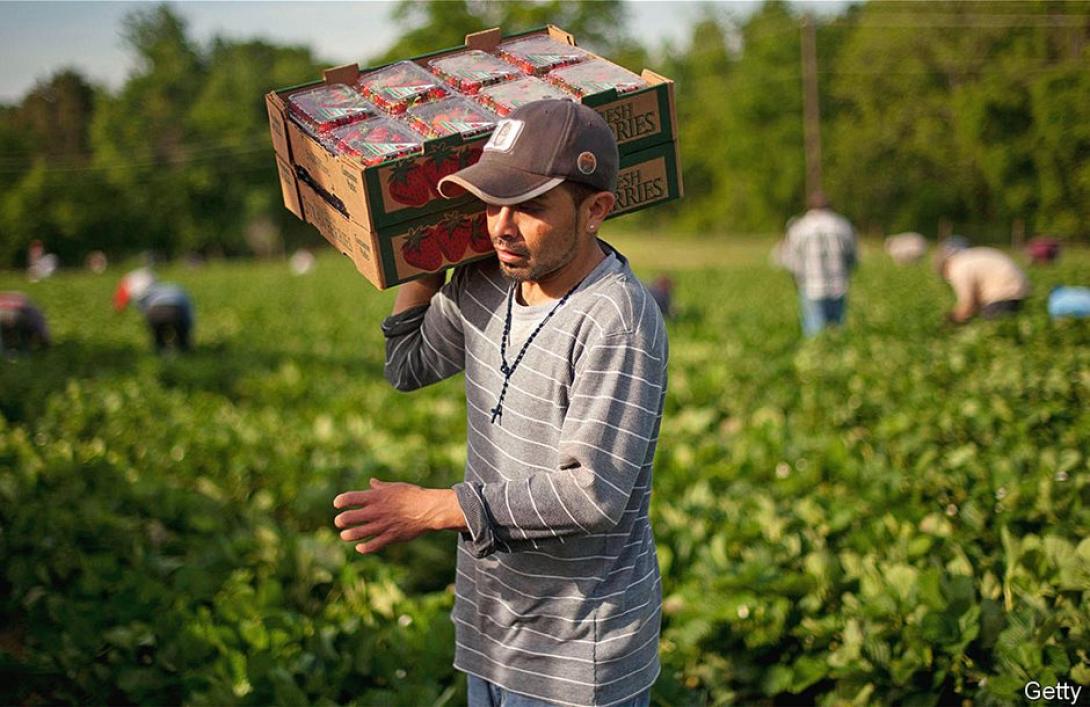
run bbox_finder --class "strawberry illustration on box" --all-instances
[428,50,522,94]
[406,97,498,139]
[386,161,433,207]
[356,61,450,114]
[477,76,575,117]
[329,118,423,167]
[546,59,648,97]
[399,225,445,271]
[464,211,493,254]
[496,35,590,75]
[287,84,378,136]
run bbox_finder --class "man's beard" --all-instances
[499,247,578,283]
[497,216,582,284]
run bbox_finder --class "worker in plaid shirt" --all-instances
[778,191,857,336]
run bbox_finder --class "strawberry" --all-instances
[435,213,470,262]
[400,226,443,271]
[387,161,431,207]
[467,212,493,254]
[423,144,461,194]
[460,143,485,169]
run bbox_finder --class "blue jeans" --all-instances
[467,675,651,707]
[799,293,846,337]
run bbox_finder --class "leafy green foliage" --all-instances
[2,237,1088,703]
[0,6,323,267]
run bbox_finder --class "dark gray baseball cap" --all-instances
[437,99,619,206]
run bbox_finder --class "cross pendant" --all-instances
[490,405,502,424]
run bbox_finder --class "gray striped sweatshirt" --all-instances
[381,244,668,706]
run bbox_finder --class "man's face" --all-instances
[485,186,585,283]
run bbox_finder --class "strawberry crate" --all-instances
[267,24,682,288]
[275,138,683,290]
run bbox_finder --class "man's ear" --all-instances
[584,191,616,233]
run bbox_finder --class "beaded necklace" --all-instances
[490,280,581,425]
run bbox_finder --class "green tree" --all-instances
[89,5,208,254]
[0,70,123,266]
[375,1,640,67]
[826,0,1090,240]
[13,69,96,164]
[0,161,131,267]
[89,5,321,257]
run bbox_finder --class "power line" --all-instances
[0,144,277,175]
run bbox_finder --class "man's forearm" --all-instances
[427,488,470,532]
[391,272,445,315]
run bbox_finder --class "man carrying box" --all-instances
[334,100,667,707]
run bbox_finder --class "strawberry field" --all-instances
[2,236,1089,705]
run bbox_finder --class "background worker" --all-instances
[935,240,1030,323]
[778,191,858,336]
[114,267,195,352]
[0,291,51,352]
[884,232,927,264]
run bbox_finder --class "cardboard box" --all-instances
[278,139,684,289]
[278,155,491,287]
[266,25,677,231]
[614,140,684,217]
[269,24,682,289]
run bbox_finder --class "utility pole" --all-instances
[801,14,822,198]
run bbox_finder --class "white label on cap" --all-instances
[484,119,524,153]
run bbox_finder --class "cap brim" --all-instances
[438,162,564,206]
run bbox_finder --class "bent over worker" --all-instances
[0,292,51,352]
[114,268,195,352]
[935,242,1030,323]
[334,100,667,707]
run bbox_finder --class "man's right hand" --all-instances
[391,271,445,315]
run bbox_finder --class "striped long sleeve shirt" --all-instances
[381,244,668,706]
[782,208,857,299]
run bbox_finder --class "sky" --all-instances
[0,1,851,103]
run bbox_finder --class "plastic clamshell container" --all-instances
[287,83,379,134]
[406,97,498,139]
[328,118,424,167]
[476,76,576,116]
[356,60,450,113]
[428,50,522,94]
[496,34,590,74]
[546,59,648,97]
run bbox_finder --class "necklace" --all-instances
[490,281,581,425]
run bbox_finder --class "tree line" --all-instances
[0,0,1087,268]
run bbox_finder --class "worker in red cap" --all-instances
[0,292,51,352]
[114,268,195,352]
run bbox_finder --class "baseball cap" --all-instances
[437,99,618,206]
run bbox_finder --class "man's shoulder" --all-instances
[791,209,853,237]
[448,257,506,302]
[580,262,665,344]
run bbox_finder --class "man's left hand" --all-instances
[333,479,465,554]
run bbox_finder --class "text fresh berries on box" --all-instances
[357,60,450,113]
[287,84,378,136]
[406,97,498,139]
[496,35,590,75]
[477,76,575,117]
[329,118,423,167]
[547,59,648,97]
[428,50,522,94]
